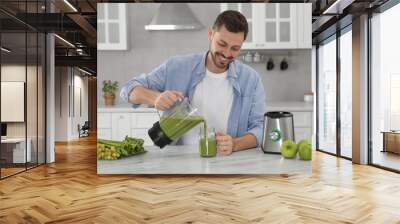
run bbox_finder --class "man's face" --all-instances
[208,25,244,69]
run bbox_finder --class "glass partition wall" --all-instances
[339,27,352,159]
[0,29,27,177]
[317,36,337,155]
[0,2,46,179]
[370,3,400,172]
[316,0,400,172]
[316,26,353,159]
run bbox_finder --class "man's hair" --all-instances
[213,10,248,41]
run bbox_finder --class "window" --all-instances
[316,26,353,160]
[97,3,128,50]
[317,36,337,155]
[339,28,352,158]
[371,2,400,171]
[390,74,400,130]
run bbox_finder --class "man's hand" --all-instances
[216,132,235,156]
[128,86,184,110]
[154,90,184,111]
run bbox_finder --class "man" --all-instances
[120,10,266,156]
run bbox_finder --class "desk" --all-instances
[382,131,400,154]
[1,138,31,163]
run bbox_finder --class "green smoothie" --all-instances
[199,137,217,157]
[159,114,215,157]
[159,115,204,140]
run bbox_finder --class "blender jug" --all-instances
[148,98,204,148]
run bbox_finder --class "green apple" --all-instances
[297,139,311,151]
[298,139,312,161]
[280,140,298,159]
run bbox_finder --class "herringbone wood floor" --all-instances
[1,135,400,224]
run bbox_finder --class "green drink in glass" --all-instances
[199,127,217,157]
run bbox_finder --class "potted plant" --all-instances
[102,80,119,106]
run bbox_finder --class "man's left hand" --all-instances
[216,132,235,156]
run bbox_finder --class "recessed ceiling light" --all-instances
[54,34,75,48]
[322,0,354,15]
[1,47,11,53]
[63,0,78,12]
[78,67,93,76]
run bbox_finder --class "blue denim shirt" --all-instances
[120,52,266,146]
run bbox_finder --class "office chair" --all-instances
[78,121,90,138]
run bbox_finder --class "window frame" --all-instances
[316,24,353,161]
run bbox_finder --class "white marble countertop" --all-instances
[98,101,313,113]
[97,145,311,175]
[267,101,313,112]
[97,105,157,113]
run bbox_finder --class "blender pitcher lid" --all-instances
[160,98,198,118]
[265,111,293,118]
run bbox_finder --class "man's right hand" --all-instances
[154,90,184,111]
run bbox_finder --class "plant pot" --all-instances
[104,94,115,106]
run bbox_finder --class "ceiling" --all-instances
[0,0,99,74]
[0,0,395,74]
[311,0,390,43]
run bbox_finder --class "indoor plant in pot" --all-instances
[102,80,118,106]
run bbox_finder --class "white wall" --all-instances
[250,50,312,102]
[1,65,40,136]
[55,67,69,141]
[72,73,89,138]
[1,65,26,140]
[54,67,89,141]
[1,64,46,164]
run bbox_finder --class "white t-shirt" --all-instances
[181,69,234,145]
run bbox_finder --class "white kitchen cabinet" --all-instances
[97,112,112,140]
[131,129,153,146]
[292,111,312,127]
[267,102,314,143]
[292,111,313,142]
[131,112,158,146]
[295,127,312,142]
[220,3,311,49]
[98,108,158,145]
[296,3,312,49]
[132,113,159,129]
[97,3,128,50]
[259,3,297,49]
[111,113,131,141]
[98,128,112,140]
[97,113,111,129]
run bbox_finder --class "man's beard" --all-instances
[209,50,234,69]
